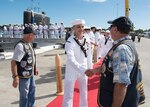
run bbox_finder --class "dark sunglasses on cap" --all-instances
[108,25,116,30]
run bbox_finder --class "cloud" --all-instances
[84,0,107,3]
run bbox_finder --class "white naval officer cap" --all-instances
[72,19,85,26]
[84,26,90,29]
[105,30,110,33]
[97,27,102,30]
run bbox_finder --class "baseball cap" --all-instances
[23,26,36,35]
[108,16,133,30]
[72,19,85,26]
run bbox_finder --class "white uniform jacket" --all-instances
[65,35,91,76]
[101,36,113,58]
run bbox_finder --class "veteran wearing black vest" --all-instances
[11,26,38,107]
[85,16,145,107]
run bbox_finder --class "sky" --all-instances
[0,0,150,30]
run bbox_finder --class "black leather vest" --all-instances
[97,39,145,107]
[15,40,35,78]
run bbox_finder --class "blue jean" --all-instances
[19,76,36,107]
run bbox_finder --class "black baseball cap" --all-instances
[108,16,133,30]
[23,27,36,35]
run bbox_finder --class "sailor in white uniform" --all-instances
[38,22,43,38]
[60,22,65,39]
[13,24,19,38]
[100,30,113,58]
[84,26,93,69]
[62,19,91,107]
[8,24,14,38]
[54,23,59,39]
[95,27,105,60]
[49,23,55,39]
[43,24,48,38]
[3,25,8,38]
[32,23,38,38]
[89,26,97,60]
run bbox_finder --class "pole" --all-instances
[125,0,129,17]
[55,54,63,95]
[31,11,34,24]
[116,3,119,17]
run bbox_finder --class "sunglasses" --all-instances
[108,25,116,30]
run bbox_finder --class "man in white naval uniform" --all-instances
[54,23,59,39]
[3,25,8,38]
[89,26,97,62]
[95,27,105,61]
[13,24,19,38]
[84,26,93,69]
[8,24,14,38]
[43,24,48,38]
[38,23,43,38]
[49,23,55,39]
[60,22,65,39]
[62,19,91,107]
[100,30,113,58]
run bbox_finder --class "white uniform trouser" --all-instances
[44,30,48,38]
[55,30,59,39]
[9,31,13,38]
[96,45,102,61]
[60,31,63,38]
[50,34,55,39]
[62,72,88,107]
[49,31,55,38]
[55,33,59,39]
[14,31,18,38]
[38,30,43,38]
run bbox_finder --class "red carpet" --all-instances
[46,59,103,107]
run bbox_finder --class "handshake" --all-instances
[85,67,100,77]
[85,69,94,77]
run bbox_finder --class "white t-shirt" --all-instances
[12,43,25,62]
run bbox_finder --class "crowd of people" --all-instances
[10,16,145,107]
[0,22,66,39]
[63,17,145,107]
